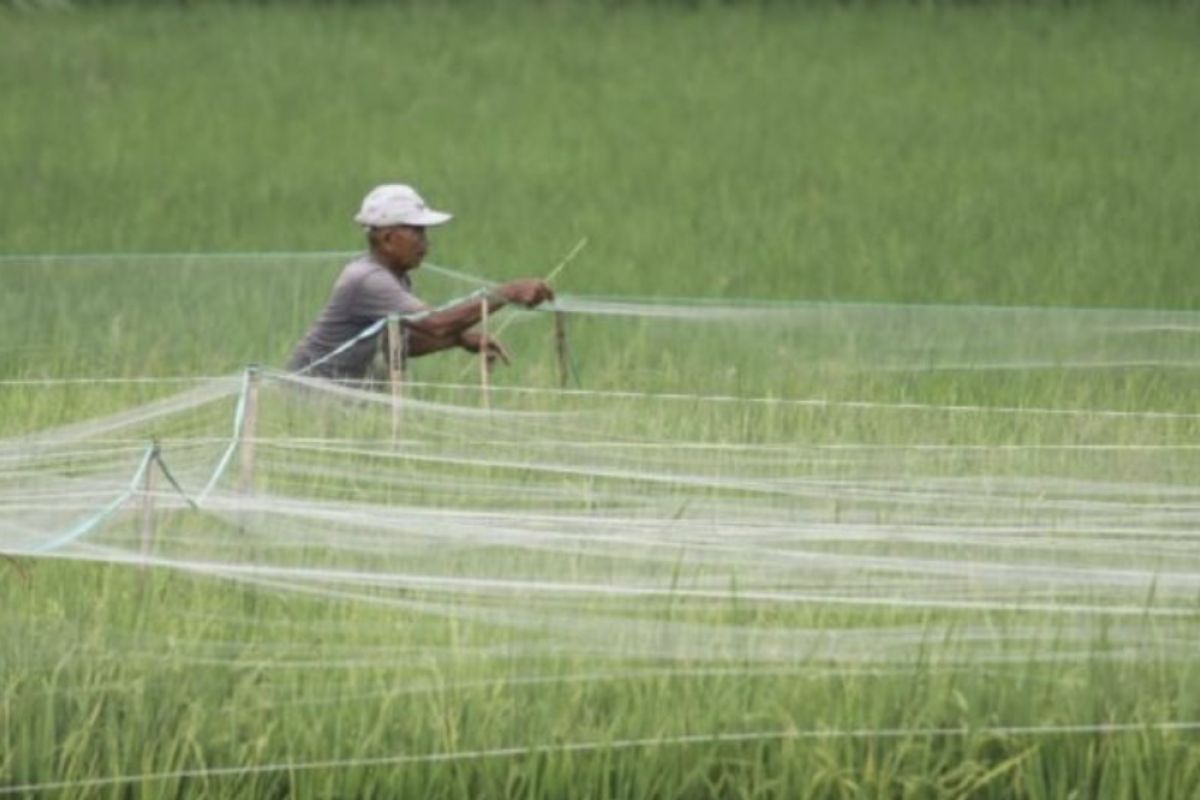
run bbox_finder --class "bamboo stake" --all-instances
[480,297,492,410]
[239,367,260,495]
[140,441,160,566]
[386,315,405,440]
[554,310,570,388]
[386,315,407,395]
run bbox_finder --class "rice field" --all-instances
[3,2,1200,798]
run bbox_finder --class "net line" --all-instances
[4,365,1199,641]
[3,253,1200,673]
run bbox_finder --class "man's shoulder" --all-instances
[336,254,384,283]
[333,255,404,293]
[331,254,423,316]
[359,264,412,296]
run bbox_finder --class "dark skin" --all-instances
[369,225,555,366]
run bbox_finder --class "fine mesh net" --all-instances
[4,286,1200,666]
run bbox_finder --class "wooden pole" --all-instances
[554,310,570,388]
[239,366,260,495]
[140,441,159,566]
[386,315,407,395]
[386,316,405,441]
[479,298,492,410]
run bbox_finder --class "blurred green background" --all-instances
[2,0,1198,306]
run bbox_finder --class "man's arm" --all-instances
[404,279,554,357]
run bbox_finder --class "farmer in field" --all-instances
[287,183,555,379]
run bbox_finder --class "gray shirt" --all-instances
[287,254,427,378]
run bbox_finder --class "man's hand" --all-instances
[496,279,555,308]
[459,331,511,366]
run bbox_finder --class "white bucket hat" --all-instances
[353,184,453,228]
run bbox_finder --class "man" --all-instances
[288,183,554,380]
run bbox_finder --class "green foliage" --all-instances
[1,1,1198,309]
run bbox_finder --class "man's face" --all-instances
[378,225,428,272]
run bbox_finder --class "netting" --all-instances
[4,278,1200,665]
